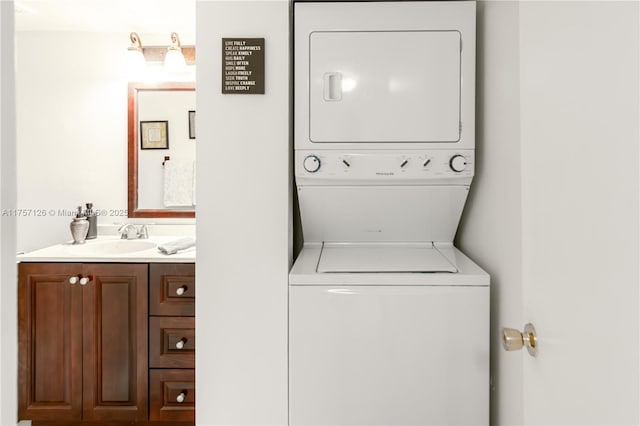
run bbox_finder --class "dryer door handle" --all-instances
[323,72,342,101]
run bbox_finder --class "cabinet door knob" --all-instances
[79,277,90,286]
[176,391,186,403]
[175,338,187,349]
[176,286,187,296]
[69,276,79,284]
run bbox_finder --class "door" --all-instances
[309,30,461,143]
[82,263,148,422]
[517,2,639,424]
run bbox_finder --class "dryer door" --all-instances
[310,31,461,143]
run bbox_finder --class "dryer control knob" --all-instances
[449,154,467,173]
[303,155,321,173]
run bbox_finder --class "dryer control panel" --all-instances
[296,150,474,185]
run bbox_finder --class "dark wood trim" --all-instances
[127,82,196,219]
[32,422,194,426]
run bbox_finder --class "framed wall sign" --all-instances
[222,38,265,94]
[140,120,169,149]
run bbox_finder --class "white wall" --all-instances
[456,2,523,425]
[15,31,129,252]
[195,1,290,425]
[0,1,18,425]
[15,31,195,253]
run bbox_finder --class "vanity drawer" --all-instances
[149,369,195,422]
[150,263,195,316]
[149,317,195,368]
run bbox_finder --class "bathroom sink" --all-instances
[67,239,157,256]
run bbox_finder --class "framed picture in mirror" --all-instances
[140,121,169,149]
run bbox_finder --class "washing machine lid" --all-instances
[317,243,458,273]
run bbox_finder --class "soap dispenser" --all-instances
[70,206,89,244]
[84,202,98,240]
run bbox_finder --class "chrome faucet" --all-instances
[118,224,149,239]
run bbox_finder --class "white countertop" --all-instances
[17,235,196,263]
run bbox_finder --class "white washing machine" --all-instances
[290,2,489,425]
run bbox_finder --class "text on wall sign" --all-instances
[222,38,265,94]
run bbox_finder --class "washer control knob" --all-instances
[449,154,467,172]
[303,155,321,173]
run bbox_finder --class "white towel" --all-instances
[163,160,194,207]
[157,237,196,255]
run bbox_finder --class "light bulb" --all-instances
[165,49,187,71]
[126,32,146,77]
[164,32,187,72]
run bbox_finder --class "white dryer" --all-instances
[290,2,489,425]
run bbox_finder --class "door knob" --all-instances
[502,323,538,357]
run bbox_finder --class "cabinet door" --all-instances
[82,263,148,422]
[18,263,83,421]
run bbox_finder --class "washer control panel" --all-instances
[296,150,474,182]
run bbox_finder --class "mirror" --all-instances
[128,82,196,218]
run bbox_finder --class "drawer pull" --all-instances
[176,285,187,296]
[176,391,186,403]
[175,338,187,349]
[69,276,78,284]
[79,276,91,286]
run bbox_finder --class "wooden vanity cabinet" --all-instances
[18,263,148,423]
[149,263,196,423]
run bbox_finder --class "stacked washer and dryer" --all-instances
[289,2,489,425]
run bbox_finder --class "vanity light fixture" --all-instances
[164,32,187,71]
[126,32,146,72]
[126,32,195,79]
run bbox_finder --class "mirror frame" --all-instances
[128,82,196,218]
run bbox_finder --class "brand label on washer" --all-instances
[222,38,265,94]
